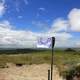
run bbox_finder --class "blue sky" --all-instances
[1,0,79,31]
[0,0,80,48]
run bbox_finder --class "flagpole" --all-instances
[51,37,55,80]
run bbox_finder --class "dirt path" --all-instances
[0,64,63,80]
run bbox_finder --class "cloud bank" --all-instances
[0,8,80,48]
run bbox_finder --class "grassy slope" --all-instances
[0,50,51,66]
[0,50,80,73]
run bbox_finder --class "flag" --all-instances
[37,37,52,48]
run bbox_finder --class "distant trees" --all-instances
[65,48,76,52]
[0,48,47,54]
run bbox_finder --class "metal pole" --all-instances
[51,46,54,80]
[51,37,55,80]
[48,69,50,80]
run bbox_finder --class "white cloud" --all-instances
[0,20,37,48]
[50,18,68,32]
[14,0,29,12]
[0,1,5,16]
[1,8,80,48]
[68,8,80,32]
[36,7,46,17]
[43,8,80,48]
[50,8,80,32]
[15,1,20,12]
[0,20,73,48]
[44,18,73,48]
[46,31,72,48]
[18,15,23,19]
[39,8,45,11]
[24,0,28,5]
[75,42,80,48]
[32,21,49,32]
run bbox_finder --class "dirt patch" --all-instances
[0,64,63,80]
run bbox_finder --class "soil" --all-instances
[0,63,63,80]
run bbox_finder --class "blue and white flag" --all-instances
[37,37,52,48]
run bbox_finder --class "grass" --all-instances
[0,49,80,75]
[0,50,51,67]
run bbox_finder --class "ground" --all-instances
[0,63,63,80]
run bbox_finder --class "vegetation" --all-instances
[0,48,80,78]
[0,49,52,67]
[62,64,80,80]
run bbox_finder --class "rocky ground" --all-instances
[0,63,63,80]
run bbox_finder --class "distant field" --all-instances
[0,49,80,75]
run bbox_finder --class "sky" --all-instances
[0,0,80,48]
